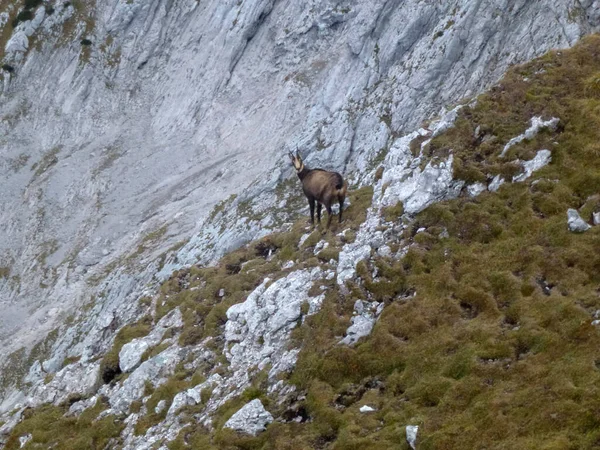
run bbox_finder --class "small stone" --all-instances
[488,175,505,192]
[513,150,552,182]
[218,288,225,297]
[155,399,167,414]
[298,232,312,247]
[593,212,600,226]
[406,425,419,449]
[567,209,591,233]
[359,405,376,413]
[467,182,486,197]
[19,433,32,448]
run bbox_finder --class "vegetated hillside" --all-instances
[0,0,598,374]
[4,33,600,450]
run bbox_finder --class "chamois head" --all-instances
[289,150,304,173]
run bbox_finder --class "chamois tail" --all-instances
[336,178,348,224]
[335,177,348,199]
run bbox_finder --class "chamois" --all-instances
[289,150,348,230]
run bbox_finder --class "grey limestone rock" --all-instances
[108,345,184,414]
[340,300,384,346]
[567,209,591,233]
[223,399,273,436]
[406,425,419,449]
[513,150,553,183]
[500,117,559,157]
[119,308,182,373]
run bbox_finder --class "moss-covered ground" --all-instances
[5,35,600,450]
[4,397,123,450]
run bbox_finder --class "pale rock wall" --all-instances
[0,0,599,431]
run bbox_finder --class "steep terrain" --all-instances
[1,0,599,364]
[2,32,600,449]
[1,0,600,449]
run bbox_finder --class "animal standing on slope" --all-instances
[289,150,348,230]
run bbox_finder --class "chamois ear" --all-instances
[288,151,295,161]
[295,149,302,162]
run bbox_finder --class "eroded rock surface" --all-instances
[567,209,591,233]
[223,399,273,436]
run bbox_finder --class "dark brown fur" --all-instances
[289,151,348,229]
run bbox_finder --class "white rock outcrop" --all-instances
[513,150,552,183]
[567,209,591,233]
[225,268,325,382]
[406,425,419,449]
[500,117,559,157]
[28,361,99,408]
[107,345,184,414]
[119,308,182,373]
[340,300,384,346]
[223,399,273,436]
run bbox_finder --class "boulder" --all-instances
[223,399,273,435]
[567,209,591,233]
[406,425,419,449]
[119,308,182,373]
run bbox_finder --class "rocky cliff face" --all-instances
[1,0,600,448]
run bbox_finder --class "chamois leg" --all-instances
[325,205,333,230]
[316,203,322,224]
[338,194,345,223]
[308,198,315,227]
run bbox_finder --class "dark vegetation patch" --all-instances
[4,397,123,450]
[11,10,32,27]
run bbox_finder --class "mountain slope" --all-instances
[0,0,599,377]
[3,33,600,449]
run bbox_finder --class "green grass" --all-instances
[3,397,123,450]
[7,34,600,450]
[164,34,600,449]
[277,34,600,449]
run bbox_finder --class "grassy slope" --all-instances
[6,35,600,450]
